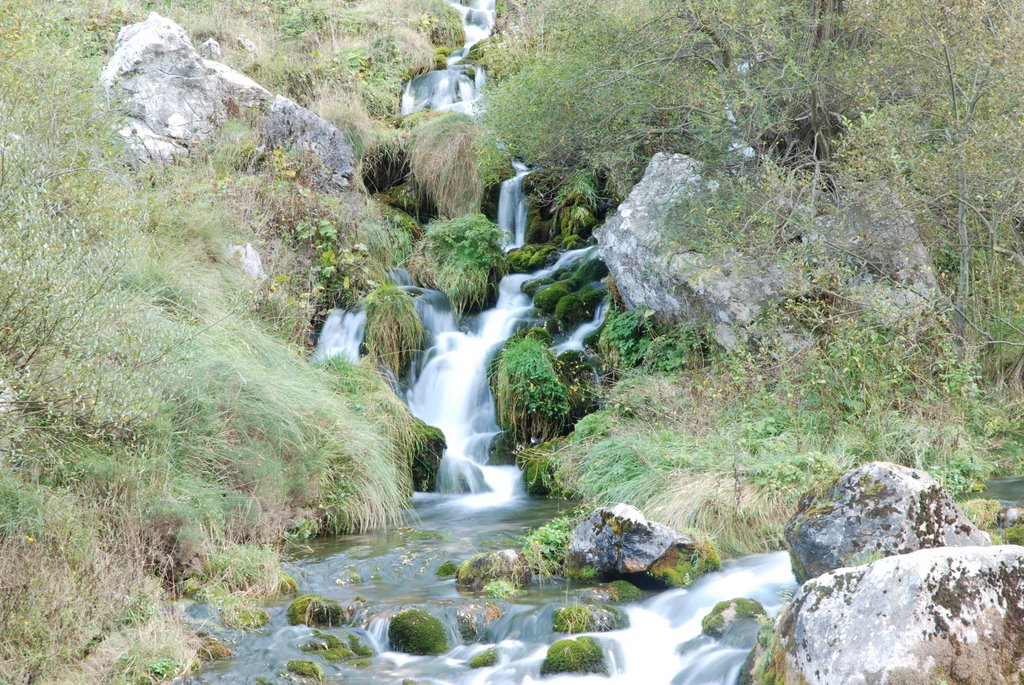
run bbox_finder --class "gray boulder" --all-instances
[784,461,989,582]
[264,95,355,192]
[455,602,502,642]
[566,504,720,588]
[228,243,266,280]
[101,13,271,163]
[748,545,1024,685]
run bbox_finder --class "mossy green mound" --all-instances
[468,647,499,668]
[700,598,766,638]
[648,541,722,588]
[388,609,449,655]
[287,594,345,627]
[508,244,557,273]
[411,419,446,492]
[489,337,571,443]
[609,580,643,603]
[553,604,629,633]
[300,630,354,661]
[540,637,607,676]
[456,550,532,591]
[364,282,424,378]
[436,560,459,578]
[534,283,571,314]
[286,659,324,681]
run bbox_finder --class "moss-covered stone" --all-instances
[534,283,570,313]
[286,594,345,627]
[523,276,554,298]
[411,419,446,492]
[648,541,722,588]
[286,659,324,681]
[468,647,499,668]
[388,609,449,655]
[701,598,767,638]
[348,633,374,657]
[554,294,585,328]
[436,560,459,578]
[540,637,608,676]
[300,630,354,660]
[222,604,270,630]
[552,604,629,633]
[197,637,232,661]
[456,549,533,591]
[508,244,557,273]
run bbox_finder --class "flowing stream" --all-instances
[186,4,798,683]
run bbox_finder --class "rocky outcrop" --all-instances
[455,550,532,591]
[750,546,1024,685]
[785,461,989,582]
[265,95,355,192]
[101,13,271,163]
[701,598,766,639]
[566,504,720,588]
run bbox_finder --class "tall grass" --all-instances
[364,282,425,378]
[410,113,486,218]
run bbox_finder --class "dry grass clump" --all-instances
[363,282,425,378]
[410,113,485,218]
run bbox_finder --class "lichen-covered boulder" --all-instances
[566,504,720,588]
[749,546,1024,685]
[455,550,532,592]
[455,602,502,642]
[100,13,271,163]
[784,461,989,582]
[552,604,629,633]
[264,95,355,192]
[540,637,608,676]
[387,609,449,656]
[700,598,766,638]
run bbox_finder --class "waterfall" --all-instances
[498,161,532,249]
[312,309,365,363]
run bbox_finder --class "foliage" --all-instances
[363,282,424,378]
[410,113,486,218]
[490,337,571,443]
[410,214,507,314]
[521,513,577,577]
[483,579,518,599]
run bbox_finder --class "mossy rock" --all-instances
[197,637,232,661]
[552,604,629,633]
[554,294,585,328]
[540,637,607,676]
[300,630,354,661]
[523,276,555,298]
[347,633,374,657]
[411,419,446,492]
[388,609,449,655]
[468,647,498,668]
[286,659,324,681]
[647,541,722,588]
[581,580,644,604]
[222,604,270,630]
[435,560,459,578]
[508,244,558,274]
[456,549,532,591]
[534,283,571,313]
[286,594,345,627]
[701,598,767,638]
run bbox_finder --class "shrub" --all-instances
[410,214,507,314]
[490,338,571,443]
[364,282,425,378]
[521,514,576,576]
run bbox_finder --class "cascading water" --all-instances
[186,4,799,684]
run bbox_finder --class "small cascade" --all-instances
[554,300,609,354]
[401,1,496,116]
[498,161,532,249]
[312,309,365,363]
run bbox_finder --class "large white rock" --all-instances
[749,545,1024,685]
[228,244,266,280]
[101,13,271,163]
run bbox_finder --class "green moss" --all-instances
[1003,525,1024,545]
[960,498,1002,530]
[540,637,607,676]
[197,637,231,661]
[436,560,459,578]
[700,598,767,638]
[552,606,588,633]
[566,565,599,581]
[648,541,722,588]
[468,647,499,668]
[609,580,643,603]
[489,337,571,443]
[554,294,585,329]
[286,594,345,627]
[456,550,531,591]
[534,283,571,313]
[508,244,557,273]
[286,659,325,681]
[525,327,554,345]
[348,633,374,657]
[388,609,449,655]
[553,604,629,633]
[300,630,354,660]
[411,419,446,492]
[221,604,271,630]
[523,276,555,298]
[483,579,517,599]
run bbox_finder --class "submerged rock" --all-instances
[749,545,1024,685]
[784,461,989,582]
[566,504,720,588]
[552,604,629,633]
[388,609,449,655]
[455,549,532,592]
[264,95,356,192]
[286,594,362,627]
[286,659,324,681]
[100,13,271,163]
[700,598,765,638]
[541,637,608,676]
[455,602,502,642]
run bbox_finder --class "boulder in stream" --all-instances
[747,545,1024,685]
[455,602,502,642]
[388,608,449,656]
[455,549,532,592]
[566,504,720,588]
[101,13,271,163]
[784,461,989,582]
[552,604,629,633]
[286,594,363,627]
[540,636,608,676]
[700,598,766,639]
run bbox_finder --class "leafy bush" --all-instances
[521,514,577,576]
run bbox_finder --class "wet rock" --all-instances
[700,598,765,639]
[579,579,644,604]
[566,504,720,588]
[540,637,608,676]
[455,550,532,592]
[468,647,498,668]
[286,659,324,681]
[999,506,1024,528]
[100,13,271,163]
[784,461,990,582]
[299,630,374,662]
[411,419,446,493]
[435,560,459,578]
[388,609,449,656]
[228,243,266,280]
[456,602,502,642]
[552,604,629,633]
[197,636,232,661]
[264,95,355,192]
[749,546,1024,685]
[286,594,363,627]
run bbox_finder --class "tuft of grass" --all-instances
[363,282,425,378]
[521,513,578,577]
[490,338,571,443]
[483,579,519,599]
[409,214,507,314]
[410,113,485,218]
